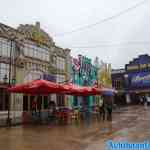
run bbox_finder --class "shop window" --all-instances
[23,43,49,61]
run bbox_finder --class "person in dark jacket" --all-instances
[98,99,105,121]
[105,96,113,121]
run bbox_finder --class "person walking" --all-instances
[146,94,150,106]
[105,96,113,121]
[139,96,143,105]
[98,99,105,121]
[31,99,37,115]
[106,104,112,121]
[143,95,148,109]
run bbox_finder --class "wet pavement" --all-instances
[0,105,150,150]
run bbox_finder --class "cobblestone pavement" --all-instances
[0,105,149,150]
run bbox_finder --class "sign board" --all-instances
[126,64,150,71]
[126,55,150,72]
[24,69,43,83]
[129,72,150,88]
[43,74,56,82]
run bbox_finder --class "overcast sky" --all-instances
[0,0,150,69]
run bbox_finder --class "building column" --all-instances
[41,96,44,110]
[126,94,131,104]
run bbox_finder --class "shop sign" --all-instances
[130,72,150,88]
[24,70,43,83]
[126,64,150,72]
[43,74,56,82]
[126,65,139,71]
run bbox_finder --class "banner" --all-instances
[130,72,150,88]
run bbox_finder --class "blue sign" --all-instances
[129,72,150,88]
[43,74,56,82]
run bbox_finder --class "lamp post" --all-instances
[6,40,13,126]
[6,35,22,126]
[7,39,16,126]
[3,74,8,114]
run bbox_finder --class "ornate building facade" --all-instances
[0,22,71,125]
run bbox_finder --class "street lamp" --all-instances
[7,39,16,126]
[6,36,22,126]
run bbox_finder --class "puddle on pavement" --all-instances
[0,106,149,150]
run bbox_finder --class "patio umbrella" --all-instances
[101,87,117,96]
[88,87,102,95]
[60,84,102,96]
[8,79,62,95]
[59,83,84,95]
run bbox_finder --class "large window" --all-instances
[56,75,65,83]
[0,63,9,82]
[24,43,49,61]
[0,88,9,111]
[0,37,15,57]
[56,57,65,70]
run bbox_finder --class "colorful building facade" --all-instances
[112,54,150,105]
[70,55,98,109]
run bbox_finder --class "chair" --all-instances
[70,108,80,123]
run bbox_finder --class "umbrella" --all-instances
[88,87,102,95]
[60,84,102,96]
[101,87,117,96]
[59,83,84,95]
[8,79,62,95]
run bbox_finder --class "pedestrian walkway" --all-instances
[0,105,149,150]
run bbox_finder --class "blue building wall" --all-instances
[125,54,150,91]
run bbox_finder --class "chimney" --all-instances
[35,21,40,30]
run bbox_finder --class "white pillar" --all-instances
[126,94,131,104]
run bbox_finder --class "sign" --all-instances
[18,23,52,47]
[126,64,150,71]
[126,65,139,71]
[43,74,56,82]
[71,55,98,86]
[24,69,43,83]
[130,72,150,88]
[126,55,150,72]
[72,58,80,71]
